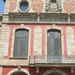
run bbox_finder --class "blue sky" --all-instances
[0,0,5,15]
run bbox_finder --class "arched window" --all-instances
[47,29,61,62]
[13,29,29,57]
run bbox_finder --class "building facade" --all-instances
[0,0,75,75]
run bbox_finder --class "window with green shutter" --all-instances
[13,29,29,57]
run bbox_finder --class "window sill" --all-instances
[9,57,28,60]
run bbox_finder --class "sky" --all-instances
[0,0,5,15]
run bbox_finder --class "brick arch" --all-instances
[45,26,64,55]
[10,26,31,57]
[7,68,31,75]
[43,68,67,75]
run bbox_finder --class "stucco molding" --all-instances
[7,68,31,75]
[43,68,67,75]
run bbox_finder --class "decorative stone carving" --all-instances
[45,0,62,12]
[71,67,74,73]
[45,0,50,11]
[39,13,68,22]
[36,67,39,73]
[9,13,38,21]
[57,0,62,11]
[70,14,75,22]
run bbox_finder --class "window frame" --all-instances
[13,29,29,57]
[10,26,31,59]
[18,0,30,13]
[47,29,62,56]
[45,27,64,56]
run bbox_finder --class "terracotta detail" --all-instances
[32,0,43,13]
[10,0,17,12]
[63,0,75,14]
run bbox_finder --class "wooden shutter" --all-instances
[13,29,29,57]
